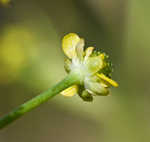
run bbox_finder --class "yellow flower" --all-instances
[61,33,118,101]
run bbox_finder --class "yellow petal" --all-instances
[84,47,94,60]
[97,73,119,87]
[84,77,109,96]
[85,56,103,74]
[60,85,78,97]
[62,33,80,59]
[76,38,84,60]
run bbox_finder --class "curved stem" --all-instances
[0,72,80,129]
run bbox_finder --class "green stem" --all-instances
[0,72,80,129]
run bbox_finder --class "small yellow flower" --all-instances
[61,33,118,101]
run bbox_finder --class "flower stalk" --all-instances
[0,72,80,129]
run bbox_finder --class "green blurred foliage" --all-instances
[0,0,150,142]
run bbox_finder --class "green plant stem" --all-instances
[0,72,80,129]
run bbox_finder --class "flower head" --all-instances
[61,33,118,102]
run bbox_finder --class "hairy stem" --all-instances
[0,72,80,129]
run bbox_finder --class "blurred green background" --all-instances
[0,0,150,142]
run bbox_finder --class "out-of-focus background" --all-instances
[0,0,150,142]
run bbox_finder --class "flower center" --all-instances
[70,58,97,84]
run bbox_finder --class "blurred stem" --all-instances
[0,72,80,129]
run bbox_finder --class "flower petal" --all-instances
[62,33,80,59]
[60,85,78,97]
[96,73,118,87]
[75,38,84,60]
[84,77,109,96]
[85,55,103,74]
[84,47,94,60]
